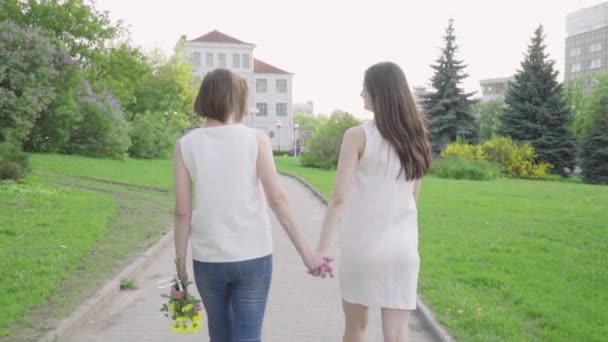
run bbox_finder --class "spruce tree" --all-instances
[423,19,478,153]
[499,25,576,175]
[580,78,608,184]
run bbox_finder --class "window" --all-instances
[571,63,582,73]
[590,59,602,69]
[233,54,240,68]
[590,43,602,53]
[276,103,288,116]
[256,79,268,93]
[276,79,287,93]
[242,54,250,68]
[192,52,201,67]
[218,53,226,67]
[570,48,581,57]
[256,103,267,116]
[205,53,213,67]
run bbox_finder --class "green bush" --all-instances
[441,137,487,160]
[480,137,551,178]
[430,157,501,181]
[273,151,290,157]
[0,143,31,181]
[67,82,131,159]
[129,111,190,159]
[441,137,551,179]
[301,130,338,169]
[301,111,361,169]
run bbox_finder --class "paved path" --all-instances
[66,176,436,341]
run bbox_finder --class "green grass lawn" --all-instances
[274,156,608,342]
[31,153,174,189]
[0,177,115,337]
[0,154,175,341]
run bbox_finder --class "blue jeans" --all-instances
[193,254,272,342]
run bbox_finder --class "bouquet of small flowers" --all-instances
[159,257,203,333]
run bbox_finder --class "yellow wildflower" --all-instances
[181,304,194,312]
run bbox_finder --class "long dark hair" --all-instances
[364,62,432,180]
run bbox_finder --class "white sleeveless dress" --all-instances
[339,121,420,310]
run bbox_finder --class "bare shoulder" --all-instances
[343,125,366,147]
[255,129,271,145]
[344,125,365,140]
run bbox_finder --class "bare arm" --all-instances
[413,179,422,203]
[256,131,320,272]
[316,127,365,254]
[173,141,192,279]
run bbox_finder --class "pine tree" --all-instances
[423,19,478,153]
[498,25,576,175]
[580,78,608,184]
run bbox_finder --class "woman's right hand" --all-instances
[171,285,188,299]
[302,250,324,275]
[307,251,334,278]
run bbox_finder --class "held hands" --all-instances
[307,252,335,279]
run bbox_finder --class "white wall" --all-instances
[249,73,293,151]
[184,42,254,77]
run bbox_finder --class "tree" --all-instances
[565,78,597,140]
[24,59,84,153]
[499,25,576,175]
[1,0,146,108]
[129,45,195,118]
[472,100,504,141]
[580,76,608,184]
[423,19,478,153]
[125,44,195,159]
[301,111,361,169]
[294,112,324,133]
[96,44,150,109]
[1,0,120,67]
[0,21,59,146]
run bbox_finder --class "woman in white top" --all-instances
[173,69,321,341]
[315,62,432,342]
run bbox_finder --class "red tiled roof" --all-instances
[254,59,291,74]
[188,30,251,45]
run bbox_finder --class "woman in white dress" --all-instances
[315,62,432,342]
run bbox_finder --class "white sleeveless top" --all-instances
[179,124,272,262]
[338,120,420,310]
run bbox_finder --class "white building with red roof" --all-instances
[182,30,294,152]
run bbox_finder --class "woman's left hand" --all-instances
[309,254,334,278]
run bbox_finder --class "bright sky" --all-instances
[97,0,604,119]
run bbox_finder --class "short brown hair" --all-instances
[194,69,243,123]
[233,76,249,122]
